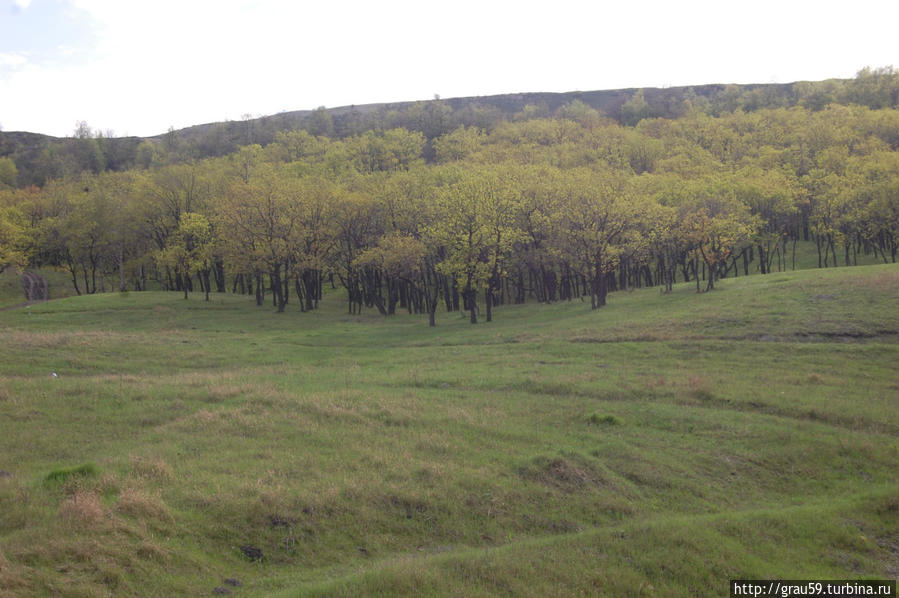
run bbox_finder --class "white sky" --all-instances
[1,0,897,138]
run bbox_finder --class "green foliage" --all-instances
[306,106,335,137]
[44,462,98,484]
[620,89,652,126]
[0,202,27,274]
[0,156,18,188]
[3,75,899,319]
[843,66,899,109]
[432,126,486,163]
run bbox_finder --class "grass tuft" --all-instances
[129,456,173,481]
[116,487,174,524]
[58,490,104,526]
[44,463,98,485]
[519,454,604,493]
[587,413,621,426]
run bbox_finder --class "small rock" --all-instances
[0,471,11,478]
[212,587,232,596]
[51,372,58,378]
[223,578,242,587]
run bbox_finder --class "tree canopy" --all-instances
[2,69,899,324]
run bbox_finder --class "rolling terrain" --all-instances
[0,264,897,597]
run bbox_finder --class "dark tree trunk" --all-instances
[271,265,285,312]
[293,274,306,312]
[214,260,226,293]
[255,272,264,306]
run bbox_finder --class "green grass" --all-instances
[0,267,80,308]
[43,463,99,485]
[0,263,897,597]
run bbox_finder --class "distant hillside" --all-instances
[2,67,896,187]
[148,82,794,149]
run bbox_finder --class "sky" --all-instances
[1,0,897,138]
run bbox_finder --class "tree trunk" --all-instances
[464,275,478,324]
[118,245,126,292]
[255,272,264,306]
[215,260,226,293]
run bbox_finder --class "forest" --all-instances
[1,67,898,325]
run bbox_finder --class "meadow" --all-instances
[0,264,897,597]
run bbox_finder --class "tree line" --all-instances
[1,92,898,325]
[3,67,898,188]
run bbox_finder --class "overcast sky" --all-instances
[1,0,897,138]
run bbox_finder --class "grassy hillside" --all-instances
[0,268,80,308]
[0,264,896,597]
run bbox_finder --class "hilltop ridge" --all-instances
[4,70,893,187]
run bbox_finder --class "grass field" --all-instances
[0,263,897,597]
[0,268,79,308]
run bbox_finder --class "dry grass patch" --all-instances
[169,369,289,405]
[0,549,32,598]
[519,454,606,494]
[91,373,144,384]
[205,384,243,402]
[169,408,224,432]
[58,490,105,527]
[129,455,173,481]
[0,330,140,350]
[857,270,899,292]
[116,487,174,524]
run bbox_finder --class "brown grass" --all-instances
[129,456,173,481]
[116,487,174,523]
[0,548,32,598]
[857,270,899,292]
[58,491,105,527]
[177,409,222,430]
[205,384,243,402]
[520,455,605,493]
[0,330,139,350]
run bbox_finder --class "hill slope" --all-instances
[0,264,896,597]
[0,76,852,186]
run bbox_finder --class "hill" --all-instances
[2,71,887,187]
[0,263,896,596]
